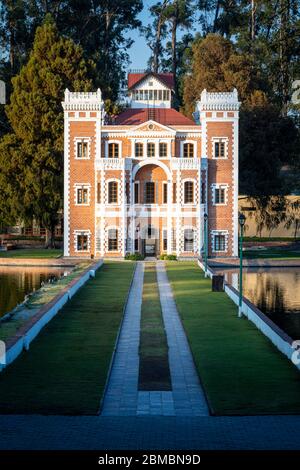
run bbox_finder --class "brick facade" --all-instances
[63,79,240,259]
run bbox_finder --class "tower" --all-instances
[62,89,103,257]
[197,89,240,257]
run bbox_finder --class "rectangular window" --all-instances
[108,181,118,204]
[158,90,162,100]
[108,229,118,251]
[159,142,167,158]
[108,142,119,158]
[184,181,194,204]
[144,90,149,101]
[135,142,143,157]
[154,90,158,100]
[77,234,88,251]
[134,182,139,204]
[184,229,194,251]
[173,183,177,203]
[172,229,176,252]
[215,187,225,204]
[134,237,139,251]
[163,229,168,251]
[215,141,225,158]
[183,143,194,158]
[77,187,88,204]
[147,142,155,158]
[145,182,155,204]
[201,182,206,204]
[214,234,226,251]
[149,90,153,100]
[163,182,168,204]
[77,141,88,159]
[97,182,101,204]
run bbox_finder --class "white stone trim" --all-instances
[106,178,121,205]
[74,230,91,253]
[180,140,197,158]
[198,89,241,111]
[211,230,229,253]
[62,89,103,112]
[105,139,123,158]
[211,183,229,206]
[106,225,121,253]
[63,115,70,256]
[232,118,239,256]
[183,226,196,253]
[74,137,91,160]
[74,183,91,206]
[182,178,196,205]
[132,158,171,180]
[211,137,229,159]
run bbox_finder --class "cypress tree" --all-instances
[0,15,94,245]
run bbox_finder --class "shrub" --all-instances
[125,253,144,261]
[159,254,177,261]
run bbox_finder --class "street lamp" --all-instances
[203,213,208,278]
[238,213,246,318]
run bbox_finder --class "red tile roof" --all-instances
[128,73,175,90]
[115,108,195,126]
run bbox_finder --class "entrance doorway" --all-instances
[143,225,158,257]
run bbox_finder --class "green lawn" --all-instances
[166,261,300,415]
[0,248,62,258]
[0,261,135,414]
[244,249,300,259]
[139,263,171,391]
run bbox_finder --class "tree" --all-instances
[182,33,266,116]
[163,0,194,103]
[143,1,170,73]
[239,99,299,196]
[0,16,93,245]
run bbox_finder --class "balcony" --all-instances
[171,158,201,170]
[96,158,132,170]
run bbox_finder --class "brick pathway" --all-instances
[156,262,209,416]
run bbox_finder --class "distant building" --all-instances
[62,72,240,258]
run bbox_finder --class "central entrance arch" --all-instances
[133,161,170,257]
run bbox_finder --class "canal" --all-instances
[219,267,300,340]
[0,266,71,318]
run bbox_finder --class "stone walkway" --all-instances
[101,262,144,416]
[102,261,209,417]
[156,262,209,416]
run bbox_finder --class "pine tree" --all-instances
[0,16,93,244]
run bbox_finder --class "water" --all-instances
[0,266,71,318]
[219,267,300,340]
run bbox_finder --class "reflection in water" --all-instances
[220,268,300,340]
[0,267,70,318]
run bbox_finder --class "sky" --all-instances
[126,0,156,70]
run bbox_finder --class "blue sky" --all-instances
[126,1,196,70]
[126,0,156,70]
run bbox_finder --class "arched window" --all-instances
[108,142,119,158]
[184,181,194,204]
[183,143,194,158]
[108,228,118,251]
[184,229,194,252]
[108,181,118,204]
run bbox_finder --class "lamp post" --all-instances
[203,213,208,278]
[238,213,246,318]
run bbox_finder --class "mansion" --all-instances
[62,72,240,258]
